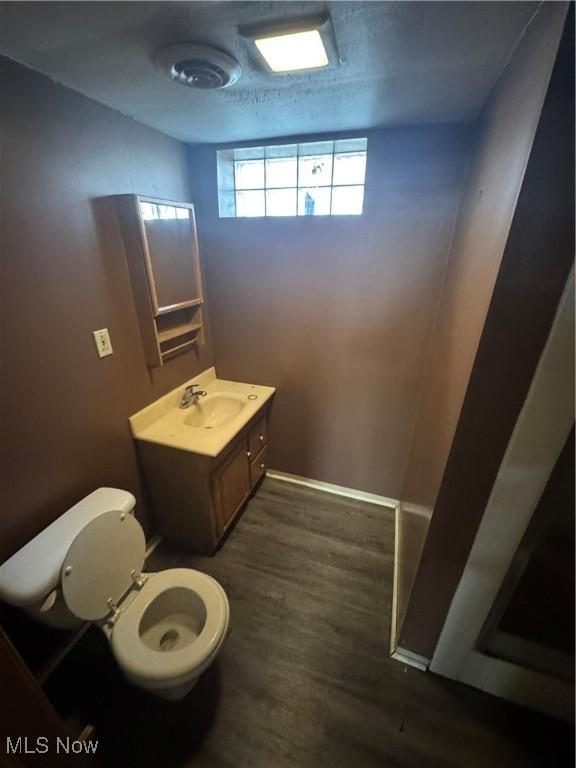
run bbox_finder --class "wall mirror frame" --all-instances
[115,194,206,368]
[137,196,204,316]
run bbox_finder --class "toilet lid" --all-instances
[61,510,145,621]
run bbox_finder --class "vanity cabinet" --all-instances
[136,404,271,554]
[212,442,251,533]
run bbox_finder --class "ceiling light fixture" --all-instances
[241,15,340,75]
[255,29,328,73]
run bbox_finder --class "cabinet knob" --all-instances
[260,463,265,470]
[246,450,252,458]
[258,434,264,442]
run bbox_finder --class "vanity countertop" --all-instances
[129,367,275,457]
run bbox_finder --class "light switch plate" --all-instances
[93,328,113,358]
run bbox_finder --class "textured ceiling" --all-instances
[0,1,539,144]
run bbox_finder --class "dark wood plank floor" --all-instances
[47,479,573,767]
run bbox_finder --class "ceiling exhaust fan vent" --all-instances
[155,44,241,90]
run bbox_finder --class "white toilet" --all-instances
[0,488,230,700]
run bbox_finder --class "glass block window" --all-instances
[217,138,368,218]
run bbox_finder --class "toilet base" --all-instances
[147,676,199,701]
[121,632,228,700]
[122,668,202,700]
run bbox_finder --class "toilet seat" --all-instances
[61,510,145,621]
[110,568,229,687]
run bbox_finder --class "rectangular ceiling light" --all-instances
[254,29,329,73]
[241,15,339,75]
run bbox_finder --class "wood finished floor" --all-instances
[48,479,574,768]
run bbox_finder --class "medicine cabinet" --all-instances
[115,195,205,367]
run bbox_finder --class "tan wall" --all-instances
[395,1,569,638]
[188,126,472,499]
[0,58,213,561]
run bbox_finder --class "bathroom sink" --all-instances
[129,367,275,458]
[183,395,246,429]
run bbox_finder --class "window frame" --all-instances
[217,138,368,219]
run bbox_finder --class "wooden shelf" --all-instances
[161,338,197,361]
[154,298,203,318]
[157,321,202,344]
[156,305,205,353]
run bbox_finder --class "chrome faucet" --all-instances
[180,384,207,409]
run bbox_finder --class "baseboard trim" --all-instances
[266,470,398,509]
[37,622,91,685]
[145,533,163,558]
[390,503,401,654]
[391,647,430,672]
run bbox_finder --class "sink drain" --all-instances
[248,394,258,400]
[159,629,179,651]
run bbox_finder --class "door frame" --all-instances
[430,269,574,722]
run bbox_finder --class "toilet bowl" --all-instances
[108,568,229,699]
[0,488,230,701]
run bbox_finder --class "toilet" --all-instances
[0,488,230,700]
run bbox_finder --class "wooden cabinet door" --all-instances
[213,441,250,534]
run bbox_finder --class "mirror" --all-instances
[138,199,203,314]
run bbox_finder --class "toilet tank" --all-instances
[0,488,136,610]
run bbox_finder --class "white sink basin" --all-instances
[183,394,246,429]
[129,367,275,458]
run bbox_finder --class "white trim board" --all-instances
[460,651,574,724]
[266,470,398,509]
[389,503,401,653]
[389,505,430,673]
[431,269,575,722]
[391,647,430,672]
[487,631,573,682]
[145,533,163,558]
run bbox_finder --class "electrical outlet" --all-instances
[93,328,113,358]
